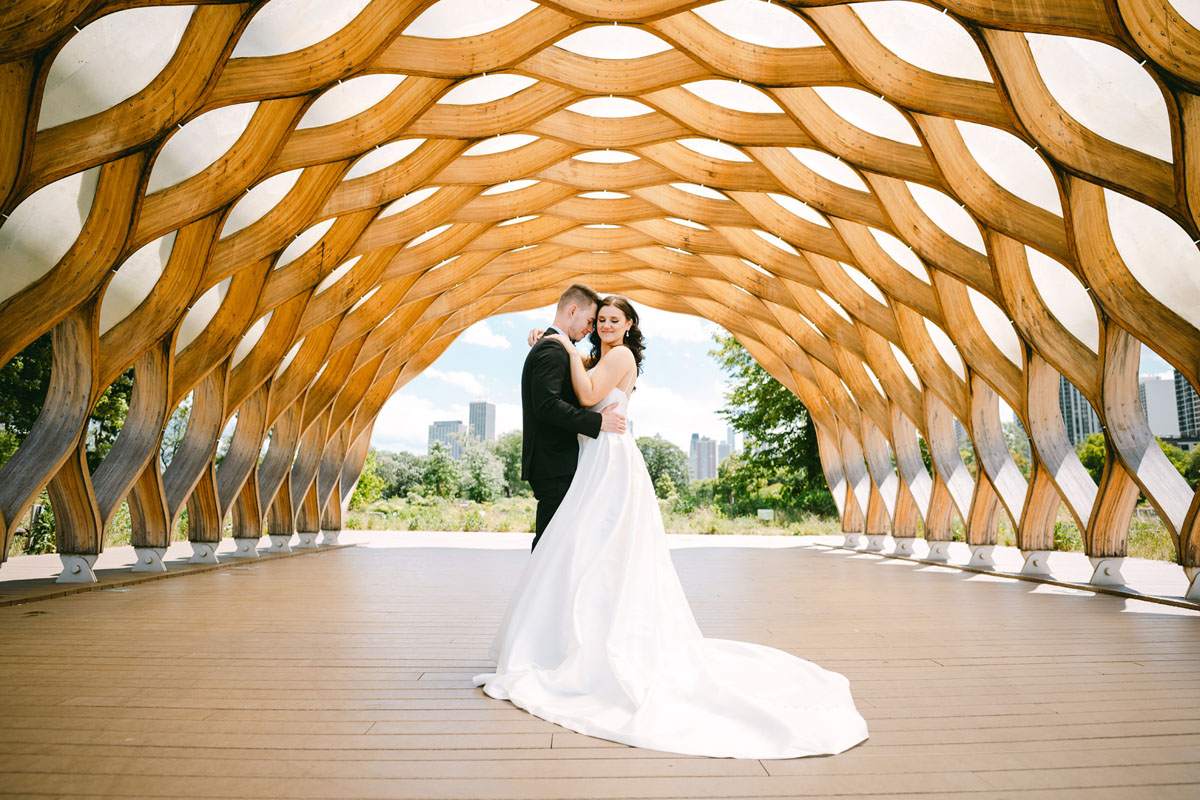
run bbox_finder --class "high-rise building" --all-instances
[717,441,731,466]
[1059,375,1102,447]
[428,420,465,459]
[726,425,737,453]
[689,434,719,481]
[1139,376,1179,437]
[468,400,496,442]
[1177,370,1200,438]
[953,418,971,450]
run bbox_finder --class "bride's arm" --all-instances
[546,335,634,406]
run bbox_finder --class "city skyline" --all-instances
[372,305,730,456]
[371,305,1185,458]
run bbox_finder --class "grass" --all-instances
[345,495,841,537]
[347,496,537,533]
[6,496,1180,564]
[938,503,1176,562]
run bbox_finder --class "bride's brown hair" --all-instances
[585,295,645,373]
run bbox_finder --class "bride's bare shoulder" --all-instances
[600,345,636,365]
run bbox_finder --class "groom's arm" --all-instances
[530,345,603,439]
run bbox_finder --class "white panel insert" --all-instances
[1026,33,1171,161]
[38,6,195,131]
[297,75,406,129]
[693,0,823,48]
[232,0,372,58]
[147,103,258,193]
[403,0,537,38]
[1025,245,1099,352]
[0,167,99,304]
[852,1,991,81]
[99,232,177,336]
[1104,188,1200,330]
[957,121,1062,215]
[221,169,302,238]
[556,25,672,58]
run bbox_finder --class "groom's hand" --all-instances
[599,403,626,433]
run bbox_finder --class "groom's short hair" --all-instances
[557,283,600,312]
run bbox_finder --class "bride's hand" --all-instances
[544,332,580,357]
[526,328,545,347]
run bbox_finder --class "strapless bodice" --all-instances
[585,386,629,416]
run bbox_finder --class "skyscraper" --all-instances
[689,434,719,480]
[1059,375,1102,447]
[727,425,737,453]
[468,400,496,442]
[1139,376,1179,437]
[428,420,465,459]
[1177,370,1200,439]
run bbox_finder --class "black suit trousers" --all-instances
[530,475,574,551]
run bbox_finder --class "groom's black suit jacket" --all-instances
[521,327,603,483]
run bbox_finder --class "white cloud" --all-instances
[372,393,468,454]
[634,304,722,344]
[371,393,522,454]
[425,368,484,395]
[459,320,511,349]
[627,378,728,453]
[518,304,554,321]
[496,401,521,436]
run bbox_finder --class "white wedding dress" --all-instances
[473,382,869,758]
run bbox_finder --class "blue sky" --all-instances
[369,303,1178,455]
[371,304,736,455]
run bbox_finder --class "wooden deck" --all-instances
[1,532,1198,799]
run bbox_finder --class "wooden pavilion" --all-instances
[1,1,1199,598]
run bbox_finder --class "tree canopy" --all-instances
[636,436,689,496]
[709,334,824,491]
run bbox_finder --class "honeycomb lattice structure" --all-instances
[1,0,1198,581]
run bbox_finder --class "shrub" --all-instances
[463,509,485,532]
[23,499,57,554]
[1053,520,1084,551]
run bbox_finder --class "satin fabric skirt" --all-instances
[473,428,869,759]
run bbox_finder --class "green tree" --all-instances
[22,495,56,554]
[1158,438,1188,478]
[0,334,136,472]
[423,441,461,498]
[636,436,689,493]
[459,437,504,503]
[1003,419,1032,479]
[654,471,677,500]
[375,449,424,498]
[713,452,765,515]
[917,435,934,473]
[1076,433,1106,484]
[1184,447,1200,489]
[85,367,135,471]
[160,393,192,469]
[0,334,54,469]
[349,450,385,509]
[496,430,531,497]
[705,331,830,501]
[710,334,823,487]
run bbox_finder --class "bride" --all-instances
[472,296,868,759]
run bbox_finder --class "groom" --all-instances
[522,284,626,551]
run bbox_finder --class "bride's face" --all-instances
[596,305,632,346]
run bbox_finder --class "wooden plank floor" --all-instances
[1,533,1198,799]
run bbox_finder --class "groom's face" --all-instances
[565,302,597,343]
